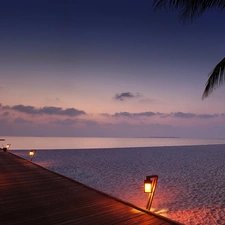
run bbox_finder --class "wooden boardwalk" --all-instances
[0,151,181,225]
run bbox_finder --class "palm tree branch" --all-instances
[202,57,225,99]
[153,0,225,22]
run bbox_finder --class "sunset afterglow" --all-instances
[1,1,225,138]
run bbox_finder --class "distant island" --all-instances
[134,136,181,138]
[149,137,181,138]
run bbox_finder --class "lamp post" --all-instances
[29,150,36,161]
[144,175,158,210]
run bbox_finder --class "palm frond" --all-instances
[153,0,184,10]
[153,0,225,22]
[153,1,225,99]
[202,57,225,99]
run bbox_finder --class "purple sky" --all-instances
[1,0,225,138]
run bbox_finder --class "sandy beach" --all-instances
[12,144,225,225]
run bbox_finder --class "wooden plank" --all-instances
[0,151,182,225]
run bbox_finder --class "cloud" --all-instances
[52,118,98,127]
[2,112,10,116]
[14,117,33,124]
[83,120,98,126]
[197,114,219,119]
[114,92,141,101]
[171,112,219,119]
[113,112,133,118]
[2,104,86,117]
[52,118,78,126]
[137,112,161,117]
[106,111,220,120]
[112,111,161,118]
[171,112,196,118]
[100,113,111,117]
[0,109,224,138]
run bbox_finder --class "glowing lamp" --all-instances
[29,150,35,156]
[144,177,152,193]
[6,144,11,149]
[29,150,36,161]
[2,143,11,152]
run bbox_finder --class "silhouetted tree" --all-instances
[153,0,225,99]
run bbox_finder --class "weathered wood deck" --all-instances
[0,151,181,225]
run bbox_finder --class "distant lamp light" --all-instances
[29,150,35,156]
[2,143,11,152]
[29,150,36,161]
[6,144,11,149]
[144,175,158,210]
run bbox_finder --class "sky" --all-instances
[1,0,225,138]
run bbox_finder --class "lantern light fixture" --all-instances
[144,175,158,210]
[2,143,11,152]
[29,150,36,161]
[5,144,11,149]
[144,176,152,193]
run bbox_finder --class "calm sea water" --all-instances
[2,136,225,150]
